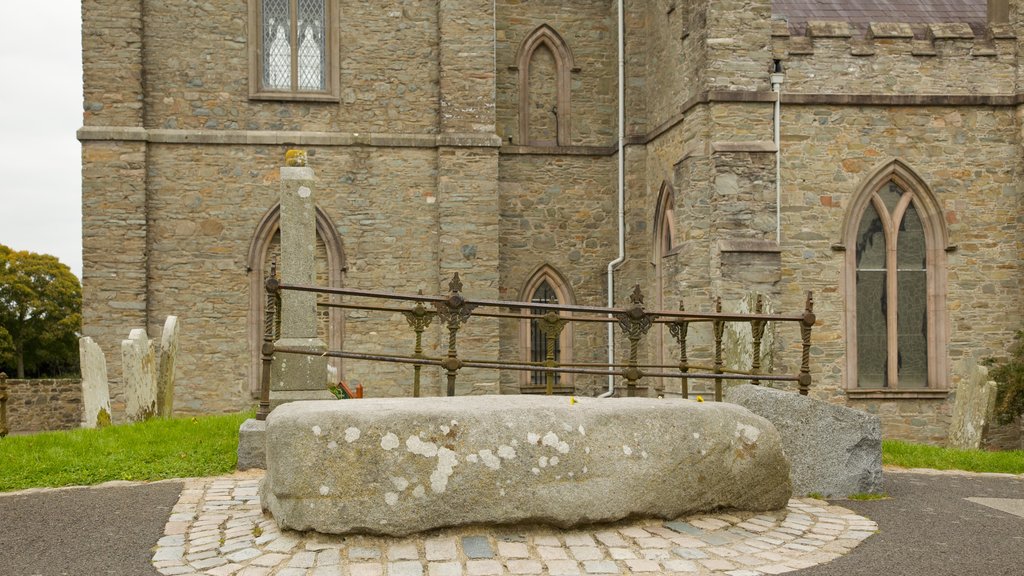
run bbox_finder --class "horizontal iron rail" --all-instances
[283,282,807,323]
[273,345,799,382]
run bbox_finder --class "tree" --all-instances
[0,245,82,378]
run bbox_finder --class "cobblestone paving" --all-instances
[152,474,877,576]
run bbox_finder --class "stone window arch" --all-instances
[246,203,345,396]
[652,181,677,393]
[519,264,575,392]
[514,24,577,146]
[839,159,950,393]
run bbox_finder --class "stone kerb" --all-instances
[156,315,180,418]
[948,361,998,450]
[122,328,158,422]
[727,384,883,498]
[260,396,793,537]
[79,336,112,428]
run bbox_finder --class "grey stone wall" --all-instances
[495,0,617,146]
[4,379,83,434]
[80,0,1024,446]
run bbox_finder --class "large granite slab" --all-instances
[261,396,792,536]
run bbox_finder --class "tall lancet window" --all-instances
[843,161,949,393]
[519,266,575,392]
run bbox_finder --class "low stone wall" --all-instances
[4,379,83,433]
[984,417,1024,451]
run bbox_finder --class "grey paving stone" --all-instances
[672,547,708,560]
[461,536,494,559]
[582,560,619,574]
[388,560,424,576]
[350,547,383,561]
[664,521,705,536]
[427,561,462,576]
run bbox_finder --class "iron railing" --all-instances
[257,273,815,420]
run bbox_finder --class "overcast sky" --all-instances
[0,3,82,279]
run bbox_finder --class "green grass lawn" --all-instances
[2,413,1022,493]
[883,439,1024,475]
[0,411,252,492]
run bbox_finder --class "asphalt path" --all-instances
[794,471,1024,576]
[0,472,1021,575]
[0,481,181,576]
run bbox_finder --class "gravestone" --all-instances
[948,362,998,450]
[79,336,112,428]
[122,328,157,422]
[156,316,180,418]
[727,384,882,497]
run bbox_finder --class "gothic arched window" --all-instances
[842,161,949,392]
[519,265,575,392]
[514,25,576,146]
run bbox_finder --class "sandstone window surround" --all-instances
[247,203,346,397]
[838,160,951,399]
[653,181,679,393]
[519,265,575,391]
[511,25,579,146]
[248,0,340,101]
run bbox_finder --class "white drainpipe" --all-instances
[771,63,785,244]
[601,0,626,398]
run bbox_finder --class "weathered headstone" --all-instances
[79,336,112,428]
[122,328,157,422]
[156,316,180,418]
[261,396,792,536]
[271,150,328,405]
[727,384,883,497]
[948,362,998,450]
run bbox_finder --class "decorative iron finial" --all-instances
[449,273,463,294]
[629,285,645,306]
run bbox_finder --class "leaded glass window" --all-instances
[255,0,329,95]
[853,182,929,388]
[530,281,560,386]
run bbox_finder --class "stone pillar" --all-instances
[156,316,180,418]
[80,336,112,428]
[271,151,329,405]
[122,329,157,422]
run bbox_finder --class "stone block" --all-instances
[238,418,267,470]
[260,396,792,536]
[948,363,998,450]
[122,329,157,422]
[157,315,180,418]
[79,336,112,428]
[726,384,882,497]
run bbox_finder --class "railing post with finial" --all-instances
[615,285,653,397]
[668,300,690,400]
[751,294,766,387]
[538,312,570,395]
[799,291,815,396]
[403,292,436,398]
[435,274,476,397]
[713,297,725,402]
[257,267,281,421]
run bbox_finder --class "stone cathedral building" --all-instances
[80,0,1023,444]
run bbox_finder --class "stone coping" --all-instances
[152,472,877,576]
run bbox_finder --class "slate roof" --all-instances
[773,0,988,35]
